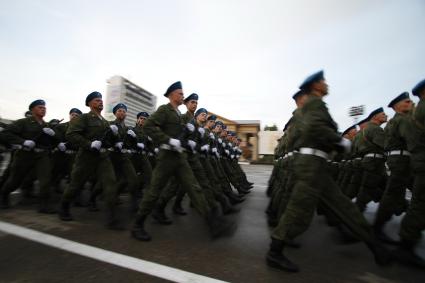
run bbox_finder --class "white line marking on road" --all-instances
[0,220,228,283]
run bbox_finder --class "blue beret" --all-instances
[231,132,237,137]
[412,79,425,97]
[367,107,384,119]
[29,99,45,110]
[69,108,82,115]
[85,91,102,106]
[388,92,410,108]
[195,108,207,117]
[299,70,325,91]
[207,114,217,121]
[215,121,224,126]
[341,125,356,137]
[112,103,127,114]
[222,124,227,130]
[292,89,306,101]
[137,111,150,119]
[184,93,199,103]
[164,81,182,97]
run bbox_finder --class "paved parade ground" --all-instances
[0,164,424,283]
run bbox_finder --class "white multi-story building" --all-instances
[104,76,157,125]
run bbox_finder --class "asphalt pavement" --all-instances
[0,164,424,283]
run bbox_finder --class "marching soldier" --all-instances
[0,100,57,213]
[374,92,413,244]
[355,107,388,212]
[267,71,390,272]
[58,91,124,230]
[131,82,235,241]
[396,79,425,267]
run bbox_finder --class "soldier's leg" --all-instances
[356,163,386,212]
[374,158,410,236]
[397,171,425,267]
[1,151,35,208]
[35,153,54,213]
[121,156,139,211]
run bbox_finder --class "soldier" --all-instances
[396,79,425,267]
[0,99,56,213]
[130,111,153,203]
[50,108,82,194]
[58,91,124,230]
[343,117,370,198]
[267,71,390,272]
[337,125,357,189]
[131,82,235,241]
[374,92,413,244]
[108,103,139,211]
[355,108,388,212]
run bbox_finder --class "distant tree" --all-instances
[264,124,278,131]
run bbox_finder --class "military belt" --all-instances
[65,150,76,154]
[364,153,384,159]
[299,147,329,160]
[387,150,411,156]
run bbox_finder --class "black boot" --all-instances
[152,203,173,225]
[87,193,100,212]
[266,238,299,272]
[206,207,237,239]
[38,198,56,214]
[0,192,10,209]
[366,240,392,266]
[58,201,73,221]
[218,195,240,215]
[105,205,125,230]
[393,240,425,268]
[227,192,245,204]
[131,215,151,241]
[172,201,187,216]
[373,225,400,246]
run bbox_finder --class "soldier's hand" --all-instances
[231,154,235,159]
[218,138,223,144]
[57,142,67,152]
[127,129,136,138]
[187,140,197,150]
[186,123,195,132]
[338,138,352,153]
[42,127,55,136]
[198,127,205,137]
[201,144,210,152]
[23,140,35,149]
[209,132,215,140]
[91,140,102,150]
[212,147,218,153]
[225,149,230,156]
[137,142,145,149]
[115,142,123,150]
[109,125,119,136]
[154,147,159,154]
[169,138,183,152]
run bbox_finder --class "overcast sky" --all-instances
[0,0,424,131]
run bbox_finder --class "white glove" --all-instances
[201,144,210,152]
[115,142,123,150]
[215,151,220,158]
[91,140,102,150]
[186,123,195,132]
[187,140,197,150]
[127,129,136,138]
[227,143,231,147]
[57,142,66,152]
[23,140,35,149]
[218,138,223,144]
[42,127,55,136]
[198,127,205,136]
[154,147,159,154]
[169,138,183,152]
[0,126,4,132]
[148,136,153,141]
[225,149,230,156]
[338,138,352,153]
[110,125,119,136]
[137,142,145,149]
[231,154,235,159]
[209,133,215,140]
[212,147,218,153]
